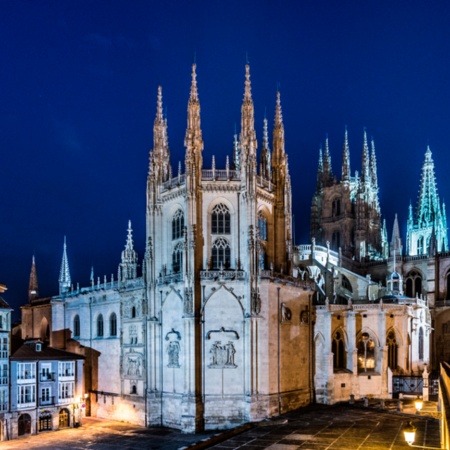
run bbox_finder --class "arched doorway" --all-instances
[59,409,70,428]
[18,414,32,436]
[39,411,52,431]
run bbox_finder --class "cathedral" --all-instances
[15,63,449,435]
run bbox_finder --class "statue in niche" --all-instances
[126,357,141,377]
[208,341,237,368]
[184,287,193,315]
[167,340,181,368]
[251,289,261,315]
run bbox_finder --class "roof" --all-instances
[0,296,12,310]
[11,342,85,361]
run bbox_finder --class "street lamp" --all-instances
[415,398,423,415]
[403,421,441,449]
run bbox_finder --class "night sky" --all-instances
[2,0,450,319]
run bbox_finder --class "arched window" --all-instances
[417,236,424,255]
[446,272,450,300]
[357,332,375,373]
[405,271,422,298]
[418,327,424,361]
[172,210,184,240]
[131,306,136,319]
[110,313,117,337]
[172,242,183,273]
[73,315,80,337]
[386,330,398,370]
[97,314,104,338]
[212,237,231,269]
[332,330,346,370]
[332,198,341,217]
[258,213,268,241]
[131,384,137,395]
[332,231,340,250]
[211,204,230,234]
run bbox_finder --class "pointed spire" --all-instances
[240,64,257,161]
[390,214,403,256]
[323,135,333,187]
[28,255,39,302]
[260,116,271,180]
[233,126,240,171]
[119,221,138,282]
[341,127,351,182]
[59,236,71,295]
[184,63,203,169]
[361,129,370,185]
[370,137,378,189]
[316,146,324,191]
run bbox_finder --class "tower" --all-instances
[406,146,448,255]
[28,255,39,302]
[310,129,383,260]
[119,221,138,282]
[59,237,71,295]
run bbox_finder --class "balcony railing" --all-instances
[39,396,56,406]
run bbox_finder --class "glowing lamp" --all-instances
[404,422,416,445]
[415,398,423,414]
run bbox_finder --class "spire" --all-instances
[316,146,324,191]
[390,214,403,256]
[150,85,171,182]
[59,236,71,295]
[119,220,138,282]
[240,64,257,161]
[28,255,39,303]
[260,116,271,180]
[341,127,351,182]
[370,137,378,189]
[233,125,240,171]
[361,129,370,185]
[322,135,333,187]
[184,63,203,170]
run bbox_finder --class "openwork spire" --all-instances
[316,146,324,191]
[370,137,378,189]
[323,135,333,187]
[260,116,271,180]
[28,255,39,303]
[119,220,138,282]
[390,213,403,256]
[240,64,257,160]
[59,236,71,295]
[406,146,448,255]
[341,127,351,182]
[361,129,370,185]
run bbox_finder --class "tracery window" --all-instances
[258,213,268,241]
[212,238,231,269]
[332,231,340,250]
[97,314,104,338]
[110,313,117,337]
[418,327,424,361]
[211,204,230,234]
[73,315,80,337]
[332,330,346,370]
[417,236,424,255]
[405,271,422,298]
[357,332,375,373]
[386,330,398,370]
[172,210,184,240]
[172,242,183,273]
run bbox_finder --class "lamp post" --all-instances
[415,398,423,415]
[403,421,441,449]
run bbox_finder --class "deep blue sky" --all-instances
[2,0,450,319]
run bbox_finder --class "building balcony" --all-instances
[40,373,55,382]
[39,396,56,406]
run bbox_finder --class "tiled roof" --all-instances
[11,343,85,361]
[0,297,11,309]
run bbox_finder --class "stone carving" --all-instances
[251,289,261,315]
[167,340,181,368]
[281,302,292,323]
[124,352,143,378]
[184,287,193,315]
[208,341,237,368]
[206,326,239,340]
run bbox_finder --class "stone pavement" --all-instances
[0,402,440,450]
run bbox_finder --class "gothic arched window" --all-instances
[212,237,231,269]
[97,314,104,338]
[172,210,184,240]
[332,231,340,251]
[73,315,80,337]
[131,306,136,319]
[417,236,424,255]
[418,327,424,361]
[110,313,117,337]
[332,330,346,370]
[386,330,398,370]
[357,332,375,373]
[172,242,183,273]
[258,213,268,241]
[332,198,341,217]
[405,271,422,298]
[211,204,230,234]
